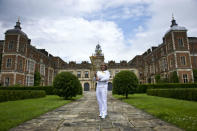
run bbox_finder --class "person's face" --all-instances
[100,64,105,71]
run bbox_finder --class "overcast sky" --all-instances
[0,0,197,63]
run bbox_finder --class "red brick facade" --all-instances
[129,18,196,83]
[0,19,196,86]
[0,20,66,86]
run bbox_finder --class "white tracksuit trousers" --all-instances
[96,70,110,117]
[96,85,108,116]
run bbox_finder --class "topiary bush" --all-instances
[53,72,82,99]
[112,70,138,98]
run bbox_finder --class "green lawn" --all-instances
[113,94,197,131]
[0,95,82,131]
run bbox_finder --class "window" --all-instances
[4,77,10,86]
[26,60,35,73]
[8,41,14,50]
[163,58,167,71]
[19,60,23,71]
[85,71,89,78]
[178,38,184,47]
[183,74,188,83]
[19,44,25,52]
[170,58,174,68]
[6,58,12,68]
[40,64,45,76]
[77,71,81,78]
[26,76,34,86]
[168,43,172,50]
[180,56,186,65]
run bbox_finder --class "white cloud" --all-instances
[0,0,197,63]
[128,0,197,57]
[23,17,127,63]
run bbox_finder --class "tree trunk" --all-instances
[126,92,128,99]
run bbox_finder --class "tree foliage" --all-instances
[34,71,41,86]
[155,75,161,83]
[112,70,138,98]
[53,72,82,99]
[193,69,197,83]
[170,71,179,83]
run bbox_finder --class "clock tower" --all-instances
[90,44,104,71]
[90,44,104,90]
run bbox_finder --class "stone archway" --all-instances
[108,82,113,91]
[84,82,90,91]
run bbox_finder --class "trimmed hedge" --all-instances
[136,83,197,93]
[0,90,46,102]
[0,86,54,95]
[147,88,197,101]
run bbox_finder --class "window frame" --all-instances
[77,71,81,78]
[180,56,186,65]
[183,74,188,83]
[8,41,14,50]
[85,71,89,78]
[178,38,184,47]
[4,77,10,86]
[6,58,12,68]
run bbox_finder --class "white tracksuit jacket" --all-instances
[96,70,110,117]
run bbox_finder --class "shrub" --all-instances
[170,71,179,83]
[53,72,82,99]
[78,84,83,95]
[193,69,197,83]
[34,71,41,86]
[147,88,197,101]
[155,75,161,83]
[136,84,148,93]
[136,83,197,93]
[113,70,138,98]
[0,90,46,102]
[0,86,54,95]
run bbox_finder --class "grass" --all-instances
[0,95,82,131]
[113,94,197,131]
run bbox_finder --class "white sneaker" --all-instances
[101,115,106,119]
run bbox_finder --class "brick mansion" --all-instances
[0,18,196,90]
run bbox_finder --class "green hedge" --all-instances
[0,90,46,102]
[136,83,197,93]
[147,88,197,101]
[0,86,54,95]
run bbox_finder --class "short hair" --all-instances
[100,63,107,70]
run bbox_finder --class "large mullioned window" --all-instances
[180,56,186,65]
[183,74,188,83]
[85,71,89,78]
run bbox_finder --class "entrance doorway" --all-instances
[84,83,90,91]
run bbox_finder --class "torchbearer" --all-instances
[95,63,110,119]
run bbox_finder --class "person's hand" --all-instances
[96,77,99,81]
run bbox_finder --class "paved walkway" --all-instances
[10,92,183,131]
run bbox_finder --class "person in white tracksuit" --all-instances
[95,63,110,119]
